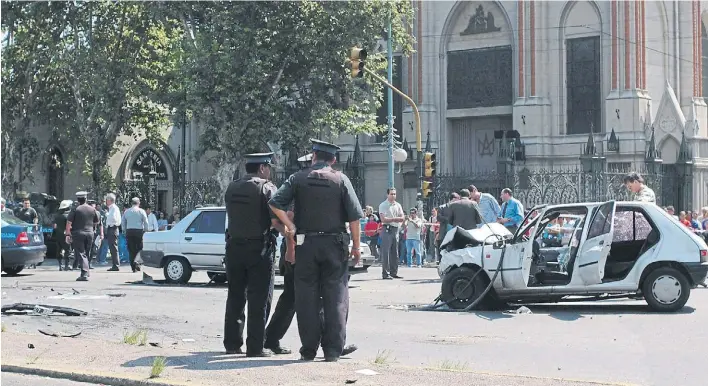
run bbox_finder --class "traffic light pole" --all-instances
[362,67,423,194]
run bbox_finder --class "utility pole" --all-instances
[386,14,395,189]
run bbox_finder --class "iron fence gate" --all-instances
[428,165,692,212]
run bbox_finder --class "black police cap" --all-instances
[243,152,274,165]
[310,139,341,155]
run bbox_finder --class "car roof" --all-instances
[194,206,226,211]
[547,201,650,210]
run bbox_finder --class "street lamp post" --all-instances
[148,163,157,210]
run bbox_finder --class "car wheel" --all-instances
[441,266,487,310]
[207,272,227,284]
[163,257,192,284]
[642,267,690,312]
[2,265,25,276]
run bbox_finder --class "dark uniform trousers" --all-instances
[57,239,72,268]
[265,241,347,350]
[125,229,144,271]
[71,231,93,276]
[294,235,349,359]
[223,239,275,354]
[104,226,120,267]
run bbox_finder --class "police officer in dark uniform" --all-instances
[65,192,99,282]
[264,153,358,357]
[53,200,73,271]
[269,139,364,362]
[223,152,282,357]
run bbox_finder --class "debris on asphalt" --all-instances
[345,380,358,384]
[21,286,33,290]
[149,342,162,347]
[182,338,195,343]
[107,293,127,297]
[504,306,532,315]
[1,303,88,316]
[72,288,80,295]
[355,369,378,376]
[38,329,82,338]
[28,343,35,349]
[33,305,54,315]
[386,305,410,311]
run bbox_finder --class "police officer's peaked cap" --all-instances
[75,191,88,198]
[297,153,313,163]
[243,152,274,165]
[310,139,341,155]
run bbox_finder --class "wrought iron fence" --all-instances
[429,165,680,211]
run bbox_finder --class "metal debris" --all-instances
[38,329,82,338]
[2,303,87,316]
[28,344,35,349]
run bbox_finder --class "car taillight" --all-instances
[700,250,707,263]
[16,231,30,245]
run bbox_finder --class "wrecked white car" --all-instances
[437,201,708,312]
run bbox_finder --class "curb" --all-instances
[1,364,189,386]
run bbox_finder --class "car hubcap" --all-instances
[167,260,184,280]
[452,278,476,302]
[651,275,681,305]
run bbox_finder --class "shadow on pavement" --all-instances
[401,279,441,285]
[122,351,301,371]
[1,273,34,278]
[524,303,696,320]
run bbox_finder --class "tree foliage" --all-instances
[160,0,413,164]
[1,1,414,195]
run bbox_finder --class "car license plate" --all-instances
[34,235,41,243]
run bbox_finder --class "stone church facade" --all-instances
[335,0,708,211]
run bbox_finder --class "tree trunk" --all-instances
[92,158,104,200]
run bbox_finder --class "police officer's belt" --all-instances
[298,232,343,237]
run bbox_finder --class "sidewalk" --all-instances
[0,332,619,386]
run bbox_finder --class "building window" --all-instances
[566,36,602,135]
[446,46,513,109]
[702,22,707,98]
[375,55,403,143]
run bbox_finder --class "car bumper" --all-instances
[1,245,46,267]
[139,250,164,268]
[682,262,708,286]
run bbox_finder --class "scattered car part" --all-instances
[1,303,87,316]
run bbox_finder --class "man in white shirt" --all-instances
[104,193,122,271]
[378,188,405,280]
[146,205,159,232]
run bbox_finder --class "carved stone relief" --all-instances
[460,5,501,36]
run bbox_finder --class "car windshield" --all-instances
[1,212,27,226]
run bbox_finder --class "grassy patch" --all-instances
[122,329,148,346]
[1,323,6,332]
[430,359,469,372]
[371,349,394,365]
[150,356,167,378]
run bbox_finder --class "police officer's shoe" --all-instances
[246,349,273,357]
[391,274,403,279]
[342,344,358,356]
[76,276,88,282]
[324,356,340,362]
[225,348,244,355]
[108,266,119,272]
[299,355,315,361]
[265,346,292,355]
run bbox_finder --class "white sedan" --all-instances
[438,201,708,312]
[140,206,374,284]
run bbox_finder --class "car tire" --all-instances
[642,267,690,312]
[163,257,192,284]
[441,266,488,310]
[2,265,25,276]
[207,272,227,284]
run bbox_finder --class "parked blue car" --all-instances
[1,212,46,276]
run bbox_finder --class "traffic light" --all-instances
[349,47,367,78]
[423,152,436,178]
[421,180,432,199]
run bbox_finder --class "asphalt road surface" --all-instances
[2,373,96,386]
[3,261,708,386]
